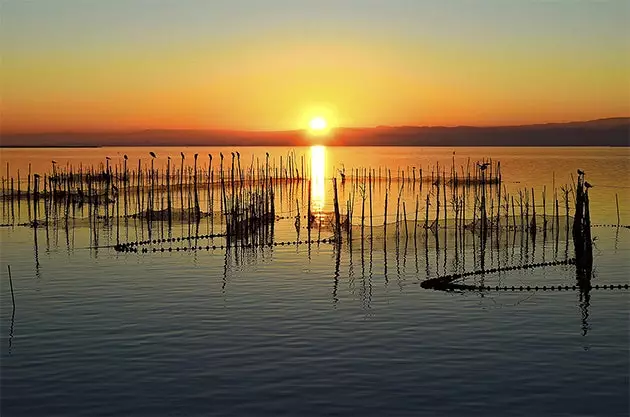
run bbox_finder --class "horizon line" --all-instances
[2,116,629,136]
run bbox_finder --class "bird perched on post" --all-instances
[149,152,156,158]
[584,181,593,189]
[478,162,491,171]
[123,154,128,160]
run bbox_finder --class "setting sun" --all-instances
[309,117,328,132]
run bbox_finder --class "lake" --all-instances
[1,146,628,417]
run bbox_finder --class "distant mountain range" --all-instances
[1,117,628,147]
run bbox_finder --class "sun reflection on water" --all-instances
[311,145,326,213]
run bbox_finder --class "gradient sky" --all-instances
[1,0,628,132]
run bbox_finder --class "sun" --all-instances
[309,117,328,132]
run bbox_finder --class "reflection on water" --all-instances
[0,146,629,417]
[311,145,326,213]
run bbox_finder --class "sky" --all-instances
[1,0,628,133]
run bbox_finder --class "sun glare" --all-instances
[311,145,326,212]
[309,117,328,132]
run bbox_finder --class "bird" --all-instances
[123,154,128,160]
[52,160,57,164]
[577,169,585,175]
[478,162,490,171]
[584,181,593,189]
[181,152,185,159]
[149,152,156,158]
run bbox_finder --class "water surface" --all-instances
[1,146,628,417]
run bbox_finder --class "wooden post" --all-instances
[369,171,373,240]
[8,265,15,311]
[333,177,341,243]
[193,153,200,219]
[383,191,388,239]
[531,188,536,232]
[616,193,620,226]
[403,202,408,238]
[512,195,517,230]
[414,194,419,241]
[542,186,547,232]
[425,194,430,230]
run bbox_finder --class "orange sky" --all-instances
[1,1,628,133]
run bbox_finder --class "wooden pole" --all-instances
[414,194,419,241]
[333,177,341,243]
[369,171,373,239]
[425,194,430,230]
[383,191,388,239]
[8,265,15,311]
[616,193,620,226]
[403,201,408,238]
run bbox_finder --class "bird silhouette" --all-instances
[51,160,57,164]
[149,152,156,158]
[584,181,593,188]
[123,154,128,160]
[105,156,111,160]
[477,162,491,171]
[181,152,185,159]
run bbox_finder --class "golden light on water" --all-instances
[310,145,326,212]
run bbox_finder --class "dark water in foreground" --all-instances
[0,147,628,416]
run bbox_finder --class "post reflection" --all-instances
[311,145,326,214]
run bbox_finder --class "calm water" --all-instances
[1,147,629,416]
